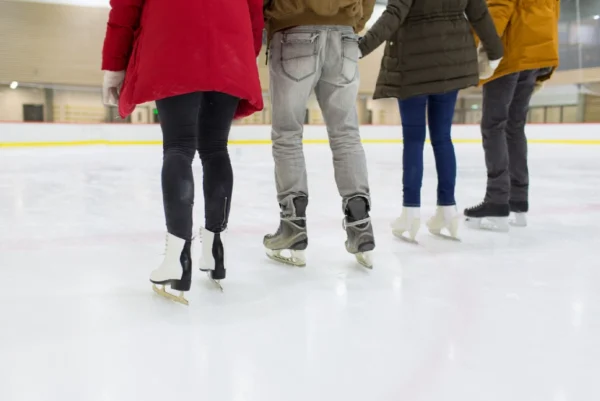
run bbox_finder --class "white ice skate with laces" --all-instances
[150,233,192,305]
[427,206,461,241]
[391,207,421,244]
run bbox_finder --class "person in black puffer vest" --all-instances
[359,0,503,242]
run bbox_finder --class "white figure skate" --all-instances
[391,207,421,244]
[427,206,461,241]
[150,233,192,305]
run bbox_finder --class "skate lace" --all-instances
[268,217,306,237]
[161,232,198,255]
[161,233,168,256]
[342,217,371,230]
[466,202,485,212]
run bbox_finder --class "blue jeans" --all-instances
[398,91,458,207]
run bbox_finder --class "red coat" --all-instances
[102,0,264,119]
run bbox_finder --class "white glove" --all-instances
[102,70,125,106]
[533,81,545,94]
[477,46,501,80]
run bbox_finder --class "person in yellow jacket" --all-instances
[464,0,560,231]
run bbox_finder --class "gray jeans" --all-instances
[269,25,370,217]
[481,70,540,204]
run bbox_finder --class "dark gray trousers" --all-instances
[481,70,538,204]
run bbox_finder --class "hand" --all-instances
[358,37,363,59]
[477,46,501,80]
[533,81,545,94]
[102,71,125,106]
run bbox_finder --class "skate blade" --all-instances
[430,231,461,242]
[205,272,224,292]
[355,251,373,269]
[266,249,306,267]
[465,217,509,232]
[392,230,418,244]
[152,284,189,306]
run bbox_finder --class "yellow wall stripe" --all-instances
[1,138,600,148]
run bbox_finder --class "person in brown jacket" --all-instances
[263,0,377,268]
[358,0,503,242]
[464,0,560,231]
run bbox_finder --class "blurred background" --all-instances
[0,0,599,125]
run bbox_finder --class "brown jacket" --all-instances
[480,0,560,84]
[264,0,377,39]
[359,0,503,100]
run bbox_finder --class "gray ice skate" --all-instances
[344,197,375,269]
[264,218,308,267]
[264,197,308,267]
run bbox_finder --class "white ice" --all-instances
[1,141,599,401]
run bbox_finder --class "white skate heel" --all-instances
[510,212,527,227]
[199,227,226,292]
[465,216,510,232]
[150,233,192,305]
[391,207,421,244]
[427,206,461,241]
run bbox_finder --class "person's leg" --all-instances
[314,28,370,212]
[314,27,373,265]
[481,73,520,204]
[196,91,239,232]
[464,74,520,230]
[398,95,427,207]
[425,91,461,238]
[264,27,324,266]
[269,28,323,217]
[150,92,201,303]
[389,95,427,243]
[156,92,202,241]
[506,70,537,206]
[427,90,459,206]
[196,91,239,284]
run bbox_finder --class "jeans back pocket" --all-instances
[341,34,359,83]
[281,32,319,82]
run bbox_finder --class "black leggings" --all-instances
[156,91,239,240]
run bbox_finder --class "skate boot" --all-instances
[427,206,460,241]
[509,200,528,227]
[264,197,308,267]
[391,207,421,243]
[464,201,510,232]
[150,233,192,305]
[199,227,226,292]
[344,196,375,269]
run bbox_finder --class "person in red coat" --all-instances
[101,0,264,303]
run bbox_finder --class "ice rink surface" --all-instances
[1,141,599,401]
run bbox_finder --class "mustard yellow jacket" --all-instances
[481,0,560,84]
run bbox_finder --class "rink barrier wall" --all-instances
[1,123,600,147]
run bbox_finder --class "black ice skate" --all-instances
[464,201,510,232]
[264,197,308,267]
[509,200,528,227]
[344,197,375,269]
[150,233,192,305]
[199,227,226,292]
